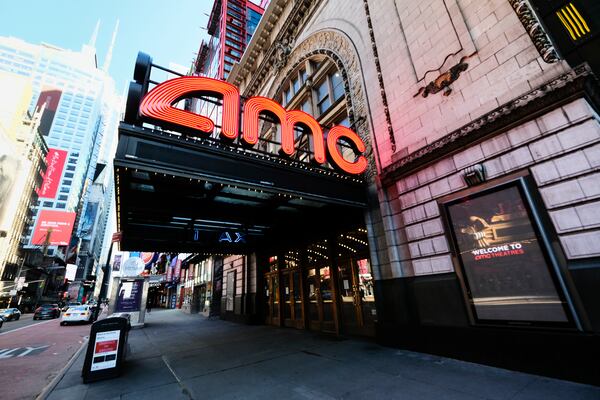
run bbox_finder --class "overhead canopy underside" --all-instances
[115,123,368,254]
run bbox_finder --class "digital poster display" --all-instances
[444,181,570,325]
[115,279,144,312]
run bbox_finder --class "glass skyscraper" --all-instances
[0,36,120,276]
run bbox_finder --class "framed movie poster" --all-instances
[440,175,576,327]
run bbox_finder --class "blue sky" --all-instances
[0,0,213,92]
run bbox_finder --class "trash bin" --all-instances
[81,315,130,383]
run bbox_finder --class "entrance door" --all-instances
[338,258,376,336]
[307,266,336,333]
[282,268,304,329]
[264,272,280,326]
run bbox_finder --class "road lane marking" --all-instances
[0,318,55,336]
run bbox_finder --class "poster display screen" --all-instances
[444,181,570,325]
[90,330,119,371]
[115,279,144,312]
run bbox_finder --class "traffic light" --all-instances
[530,1,600,74]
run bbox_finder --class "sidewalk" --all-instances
[46,309,599,400]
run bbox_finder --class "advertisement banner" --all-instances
[39,148,67,199]
[112,254,122,272]
[81,202,99,241]
[90,330,119,371]
[31,210,76,246]
[35,88,62,137]
[115,279,144,312]
[444,182,569,324]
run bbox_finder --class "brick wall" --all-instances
[386,98,600,278]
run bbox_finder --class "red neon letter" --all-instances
[326,126,367,175]
[139,77,240,140]
[242,97,326,164]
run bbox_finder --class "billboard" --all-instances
[35,88,62,136]
[81,202,99,241]
[443,180,570,325]
[115,279,144,312]
[39,148,67,199]
[31,210,76,246]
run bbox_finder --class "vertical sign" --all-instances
[35,88,62,136]
[39,148,67,199]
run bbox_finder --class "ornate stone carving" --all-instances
[414,52,476,98]
[508,0,559,63]
[266,30,378,182]
[272,37,294,76]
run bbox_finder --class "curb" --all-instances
[36,338,88,400]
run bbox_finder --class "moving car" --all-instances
[60,305,93,325]
[33,304,61,320]
[0,308,21,321]
[61,302,81,312]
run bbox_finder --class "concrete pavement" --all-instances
[46,309,599,400]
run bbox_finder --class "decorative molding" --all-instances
[362,0,396,153]
[381,64,595,185]
[508,0,559,64]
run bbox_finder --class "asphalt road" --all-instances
[0,313,60,334]
[0,312,92,400]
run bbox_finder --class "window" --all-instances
[56,203,66,209]
[42,201,53,207]
[316,79,331,114]
[64,172,74,178]
[58,195,68,201]
[60,187,69,193]
[331,71,344,100]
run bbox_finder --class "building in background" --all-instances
[194,0,267,81]
[0,71,49,306]
[0,25,121,305]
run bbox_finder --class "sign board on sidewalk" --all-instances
[90,330,120,371]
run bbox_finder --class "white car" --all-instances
[60,305,93,325]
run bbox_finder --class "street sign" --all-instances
[111,232,122,243]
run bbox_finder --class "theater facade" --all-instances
[115,0,600,384]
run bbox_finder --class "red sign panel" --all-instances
[95,340,118,354]
[39,149,67,199]
[31,210,76,246]
[139,76,367,175]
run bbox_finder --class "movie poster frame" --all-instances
[438,171,581,330]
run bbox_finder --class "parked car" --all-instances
[33,304,61,320]
[60,305,93,325]
[0,317,3,329]
[61,302,81,312]
[0,308,21,321]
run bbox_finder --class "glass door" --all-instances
[264,272,280,326]
[336,229,376,336]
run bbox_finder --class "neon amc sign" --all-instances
[138,77,367,175]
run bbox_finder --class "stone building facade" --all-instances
[223,0,600,383]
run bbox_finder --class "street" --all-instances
[46,309,600,400]
[0,313,90,400]
[0,313,52,335]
